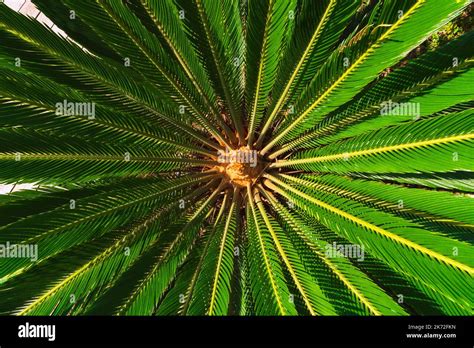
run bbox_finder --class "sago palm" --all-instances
[0,0,473,316]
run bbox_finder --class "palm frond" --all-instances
[0,0,472,316]
[261,0,469,155]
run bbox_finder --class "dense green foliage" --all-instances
[0,0,472,315]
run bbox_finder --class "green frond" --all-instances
[245,185,297,315]
[245,0,296,144]
[0,0,472,317]
[299,173,474,232]
[177,0,246,141]
[0,5,220,150]
[135,0,235,145]
[58,0,231,147]
[255,188,337,315]
[31,0,122,61]
[351,171,474,193]
[173,192,231,315]
[271,31,474,157]
[117,182,225,315]
[262,0,470,154]
[0,174,215,286]
[273,110,474,175]
[256,0,360,146]
[264,174,474,315]
[262,189,408,316]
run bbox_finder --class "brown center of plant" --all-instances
[215,146,266,188]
